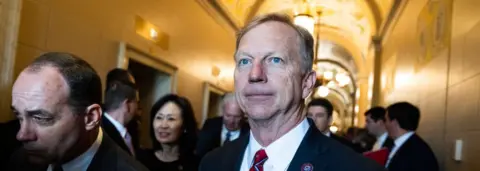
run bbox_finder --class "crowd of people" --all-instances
[0,12,439,171]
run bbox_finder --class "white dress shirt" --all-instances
[104,113,135,155]
[220,125,241,146]
[240,118,310,171]
[385,131,415,167]
[372,132,389,151]
[47,128,103,171]
[104,113,128,138]
[324,131,331,137]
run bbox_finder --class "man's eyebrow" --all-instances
[235,51,253,58]
[25,109,54,117]
[235,51,277,59]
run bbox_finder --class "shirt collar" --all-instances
[222,124,241,133]
[49,128,103,171]
[378,132,388,141]
[246,118,310,170]
[394,131,414,147]
[104,113,127,137]
[324,131,331,137]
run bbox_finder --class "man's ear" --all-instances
[302,70,317,99]
[84,104,102,131]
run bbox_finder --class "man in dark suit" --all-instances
[8,52,147,171]
[197,93,249,158]
[306,98,366,153]
[385,102,438,171]
[102,68,140,156]
[200,13,384,171]
[365,107,394,151]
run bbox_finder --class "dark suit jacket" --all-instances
[196,117,249,158]
[387,133,439,171]
[381,137,394,150]
[101,115,134,156]
[330,133,366,153]
[7,130,148,171]
[199,119,385,171]
[0,119,21,167]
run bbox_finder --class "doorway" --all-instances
[201,82,227,126]
[117,42,178,148]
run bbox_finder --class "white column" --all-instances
[0,0,22,122]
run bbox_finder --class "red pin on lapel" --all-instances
[301,163,313,171]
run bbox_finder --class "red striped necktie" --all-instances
[249,149,268,171]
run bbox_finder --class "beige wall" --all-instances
[11,0,237,123]
[381,0,480,170]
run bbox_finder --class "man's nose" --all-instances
[16,122,37,142]
[248,62,267,83]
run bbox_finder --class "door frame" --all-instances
[201,82,228,126]
[116,41,178,93]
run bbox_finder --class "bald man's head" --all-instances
[222,93,243,131]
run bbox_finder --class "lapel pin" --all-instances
[301,163,313,171]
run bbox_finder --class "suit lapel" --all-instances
[101,115,132,155]
[287,119,328,171]
[222,131,249,171]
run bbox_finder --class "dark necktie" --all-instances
[53,165,63,171]
[383,138,395,151]
[250,149,268,171]
[223,131,231,145]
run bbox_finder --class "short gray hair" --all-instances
[235,13,314,74]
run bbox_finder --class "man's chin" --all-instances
[24,151,51,165]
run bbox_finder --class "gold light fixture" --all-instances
[293,0,316,36]
[317,86,330,97]
[294,14,315,35]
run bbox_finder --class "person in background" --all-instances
[307,98,365,153]
[365,107,394,151]
[8,52,147,171]
[102,68,140,156]
[385,102,438,171]
[351,128,377,152]
[196,92,249,158]
[137,94,199,171]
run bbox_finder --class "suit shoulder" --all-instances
[199,144,226,167]
[200,140,241,170]
[322,138,385,170]
[113,148,149,171]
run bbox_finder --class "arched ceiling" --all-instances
[256,0,393,58]
[200,0,396,77]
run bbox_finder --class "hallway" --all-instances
[0,0,479,170]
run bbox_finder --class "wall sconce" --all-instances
[149,28,158,39]
[211,65,221,78]
[135,16,169,50]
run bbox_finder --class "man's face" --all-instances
[222,102,243,131]
[307,106,332,133]
[365,115,384,135]
[11,67,84,164]
[234,21,315,120]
